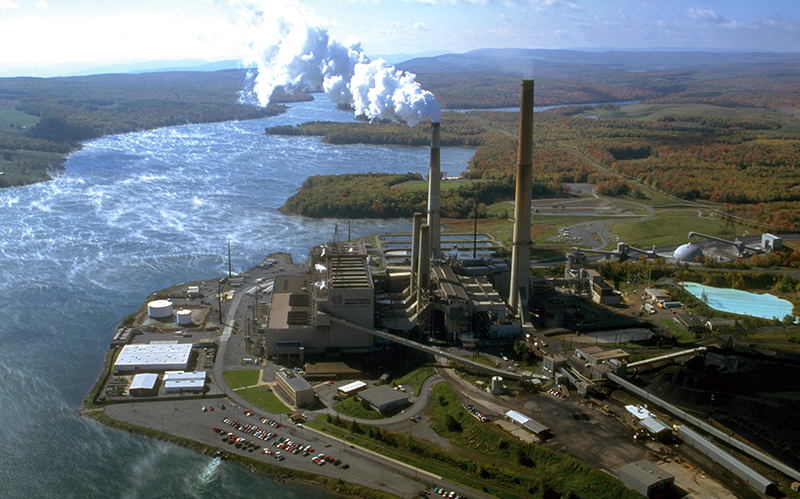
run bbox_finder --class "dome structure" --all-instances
[674,243,705,263]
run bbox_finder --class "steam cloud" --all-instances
[233,1,440,126]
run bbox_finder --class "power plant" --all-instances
[260,81,538,358]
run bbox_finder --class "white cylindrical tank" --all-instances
[491,376,504,392]
[175,309,193,325]
[148,299,173,319]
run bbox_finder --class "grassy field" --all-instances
[659,317,696,344]
[0,149,65,187]
[334,396,387,420]
[391,365,435,396]
[579,103,800,134]
[610,210,731,248]
[0,106,40,132]
[224,369,260,389]
[746,330,800,343]
[427,383,642,498]
[237,386,291,414]
[0,105,63,187]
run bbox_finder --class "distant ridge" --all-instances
[70,59,247,77]
[397,48,800,74]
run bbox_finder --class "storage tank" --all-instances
[175,309,193,325]
[490,376,505,394]
[148,299,173,319]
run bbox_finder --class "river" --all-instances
[0,97,477,498]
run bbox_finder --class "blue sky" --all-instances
[1,0,798,77]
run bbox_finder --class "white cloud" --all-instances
[687,7,725,24]
[36,1,48,8]
[0,0,20,8]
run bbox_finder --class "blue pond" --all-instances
[681,282,795,321]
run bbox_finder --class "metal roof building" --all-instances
[114,343,192,372]
[338,380,367,396]
[129,373,159,396]
[357,385,410,413]
[504,410,550,437]
[618,460,674,497]
[678,425,775,494]
[640,416,671,436]
[163,371,206,393]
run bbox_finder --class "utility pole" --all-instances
[228,240,232,278]
[218,279,222,324]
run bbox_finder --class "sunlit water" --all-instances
[0,97,476,497]
[681,282,795,320]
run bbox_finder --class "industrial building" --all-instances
[114,343,193,372]
[357,385,410,413]
[677,425,775,494]
[542,354,567,379]
[275,368,315,408]
[585,269,622,305]
[163,371,206,393]
[574,346,629,367]
[504,409,550,438]
[618,460,674,498]
[262,241,375,363]
[129,373,159,396]
[337,380,367,397]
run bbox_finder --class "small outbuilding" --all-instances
[129,373,159,396]
[505,410,550,438]
[163,371,206,393]
[338,380,367,397]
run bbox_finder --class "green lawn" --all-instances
[237,386,291,414]
[659,317,696,344]
[610,210,730,248]
[391,366,435,396]
[334,396,387,420]
[224,369,260,389]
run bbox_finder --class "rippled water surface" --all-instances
[0,97,476,498]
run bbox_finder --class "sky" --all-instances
[0,0,798,77]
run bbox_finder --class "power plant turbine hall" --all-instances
[235,0,440,126]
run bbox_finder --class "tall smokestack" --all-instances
[410,212,423,292]
[509,80,534,318]
[427,122,441,257]
[417,224,431,313]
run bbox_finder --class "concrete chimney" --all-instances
[509,80,534,318]
[427,122,441,257]
[411,212,423,292]
[417,223,431,313]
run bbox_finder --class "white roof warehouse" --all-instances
[114,343,193,372]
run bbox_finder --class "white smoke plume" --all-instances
[232,0,440,126]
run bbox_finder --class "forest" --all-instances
[280,99,800,230]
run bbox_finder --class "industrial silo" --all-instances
[175,309,193,325]
[148,299,173,319]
